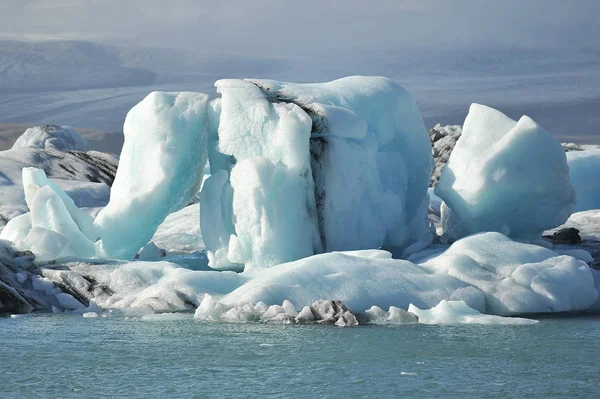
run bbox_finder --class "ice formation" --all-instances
[435,104,576,241]
[213,233,597,315]
[0,127,117,224]
[407,300,538,325]
[2,76,598,324]
[566,149,600,212]
[94,91,209,259]
[201,76,433,270]
[0,168,97,261]
[12,125,87,152]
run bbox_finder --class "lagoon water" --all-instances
[2,314,600,398]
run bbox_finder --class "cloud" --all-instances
[0,0,598,56]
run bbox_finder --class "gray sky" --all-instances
[1,0,599,56]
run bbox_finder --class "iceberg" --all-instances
[1,168,97,261]
[566,149,600,212]
[12,125,87,152]
[94,91,209,259]
[201,77,433,270]
[435,104,576,242]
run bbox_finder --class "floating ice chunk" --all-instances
[82,312,99,318]
[422,232,598,314]
[566,149,600,212]
[363,305,419,325]
[8,175,97,261]
[435,104,576,241]
[1,168,98,253]
[23,168,97,240]
[194,294,229,321]
[95,91,209,259]
[408,300,538,325]
[221,304,261,323]
[295,306,316,323]
[56,292,84,310]
[203,76,433,269]
[12,125,87,151]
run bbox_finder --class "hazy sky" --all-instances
[1,0,599,56]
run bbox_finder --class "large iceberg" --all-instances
[94,91,209,259]
[566,149,600,212]
[435,104,576,241]
[201,76,433,270]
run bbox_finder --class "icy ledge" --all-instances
[4,232,595,321]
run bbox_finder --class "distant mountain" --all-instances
[0,40,156,92]
[0,40,598,143]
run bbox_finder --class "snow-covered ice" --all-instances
[435,104,576,242]
[94,91,209,259]
[12,125,87,152]
[0,127,117,226]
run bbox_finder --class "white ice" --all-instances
[1,168,97,261]
[201,79,318,270]
[94,91,209,259]
[12,125,87,152]
[435,104,576,242]
[408,300,538,325]
[202,76,433,270]
[27,231,597,319]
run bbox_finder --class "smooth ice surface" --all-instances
[12,125,87,152]
[566,149,600,212]
[408,300,538,325]
[202,76,433,269]
[435,104,576,241]
[95,91,209,259]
